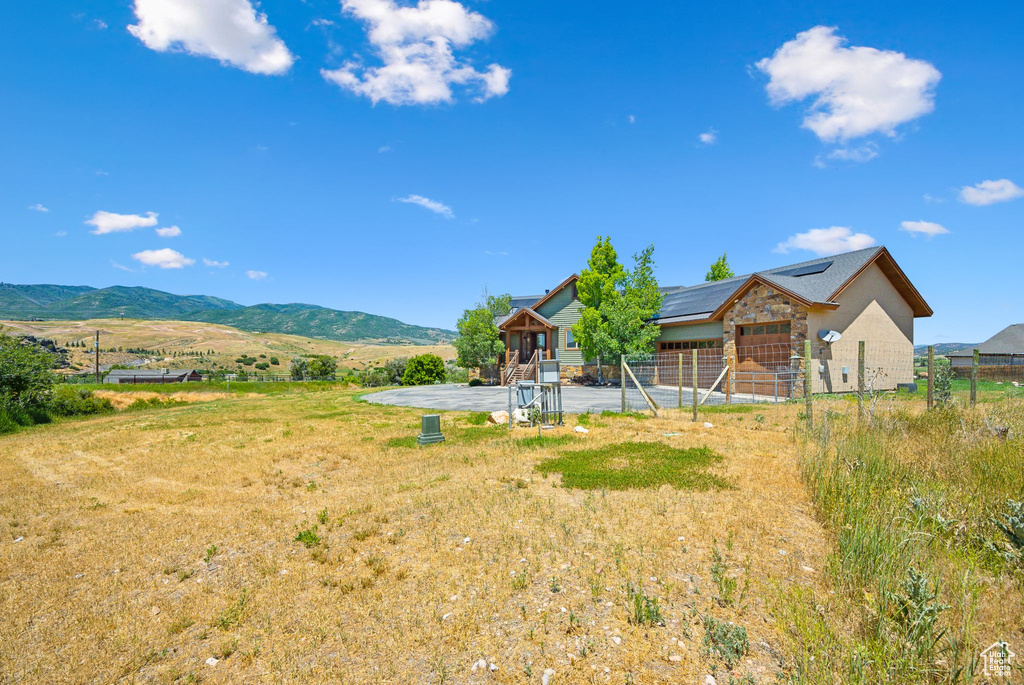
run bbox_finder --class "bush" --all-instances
[270,357,280,366]
[445,364,469,384]
[254,362,270,371]
[402,354,446,386]
[307,355,337,379]
[49,386,114,417]
[468,378,483,387]
[0,409,18,435]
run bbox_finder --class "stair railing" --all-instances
[502,350,520,386]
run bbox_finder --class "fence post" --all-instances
[970,348,979,407]
[804,340,813,429]
[620,356,626,413]
[692,349,699,422]
[927,345,934,410]
[726,354,732,404]
[678,352,683,409]
[857,340,865,421]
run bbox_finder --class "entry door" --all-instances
[521,332,535,360]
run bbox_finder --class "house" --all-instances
[496,246,931,393]
[104,368,202,384]
[946,324,1024,380]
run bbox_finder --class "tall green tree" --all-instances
[454,291,509,383]
[705,252,735,281]
[572,239,663,379]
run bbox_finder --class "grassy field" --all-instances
[1,319,455,374]
[0,387,1020,683]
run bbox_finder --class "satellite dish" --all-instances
[818,329,842,344]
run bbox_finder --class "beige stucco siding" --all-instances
[806,262,915,392]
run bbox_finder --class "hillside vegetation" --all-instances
[0,283,454,344]
[1,319,454,374]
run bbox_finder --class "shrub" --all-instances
[445,363,469,384]
[702,615,748,668]
[270,357,280,365]
[254,362,270,371]
[49,386,114,417]
[468,377,483,387]
[402,354,446,386]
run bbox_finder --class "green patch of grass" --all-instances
[517,434,579,449]
[465,411,490,426]
[536,441,728,490]
[214,589,249,630]
[294,528,321,548]
[699,404,755,414]
[385,436,418,449]
[600,409,649,420]
[454,426,502,444]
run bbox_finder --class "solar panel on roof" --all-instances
[775,261,833,278]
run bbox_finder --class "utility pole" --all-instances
[95,331,100,383]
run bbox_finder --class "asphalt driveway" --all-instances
[364,384,627,414]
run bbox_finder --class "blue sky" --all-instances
[2,1,1021,343]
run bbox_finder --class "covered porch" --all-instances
[498,308,556,385]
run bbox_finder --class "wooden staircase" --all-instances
[501,350,539,386]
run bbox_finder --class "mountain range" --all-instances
[0,283,455,345]
[913,343,976,356]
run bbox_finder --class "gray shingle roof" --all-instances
[654,247,883,320]
[946,324,1024,356]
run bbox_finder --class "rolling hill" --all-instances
[914,342,976,356]
[0,283,455,344]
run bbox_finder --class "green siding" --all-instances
[656,321,724,343]
[549,298,585,365]
[535,286,573,319]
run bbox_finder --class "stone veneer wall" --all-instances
[722,283,810,397]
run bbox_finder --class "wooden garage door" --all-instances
[734,322,792,397]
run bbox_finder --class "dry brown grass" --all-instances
[2,318,455,373]
[0,390,829,683]
[90,390,237,410]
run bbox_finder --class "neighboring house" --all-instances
[104,368,202,384]
[946,324,1024,380]
[496,246,931,393]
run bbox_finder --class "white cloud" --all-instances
[203,258,230,267]
[93,19,109,30]
[378,144,392,153]
[774,226,877,256]
[128,0,295,75]
[698,128,717,145]
[246,270,268,280]
[396,194,454,218]
[628,114,636,125]
[86,210,158,235]
[131,248,195,269]
[111,261,136,272]
[28,203,49,213]
[827,142,878,163]
[923,193,945,203]
[756,26,941,142]
[155,225,182,238]
[321,0,511,105]
[900,220,949,237]
[958,179,1024,206]
[55,231,68,238]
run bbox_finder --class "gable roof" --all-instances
[654,246,931,324]
[946,324,1024,356]
[498,307,555,330]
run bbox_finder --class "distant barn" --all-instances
[104,369,202,384]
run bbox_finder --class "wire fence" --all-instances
[58,373,344,385]
[622,339,921,420]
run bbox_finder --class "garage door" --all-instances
[734,322,792,397]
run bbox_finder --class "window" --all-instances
[565,329,579,349]
[766,324,779,334]
[537,333,546,348]
[753,325,765,335]
[780,323,791,333]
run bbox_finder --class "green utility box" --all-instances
[416,414,445,446]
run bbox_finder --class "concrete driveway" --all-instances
[364,384,626,414]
